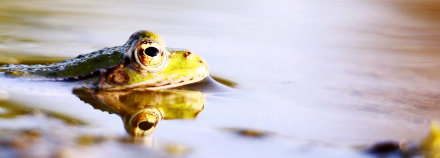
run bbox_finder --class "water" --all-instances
[0,0,440,157]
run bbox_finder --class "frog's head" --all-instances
[98,30,209,90]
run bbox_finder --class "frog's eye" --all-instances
[134,41,167,73]
[125,108,162,136]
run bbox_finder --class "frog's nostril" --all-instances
[144,47,159,57]
[183,51,191,57]
[138,121,155,130]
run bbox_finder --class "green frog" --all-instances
[73,87,205,136]
[0,30,209,90]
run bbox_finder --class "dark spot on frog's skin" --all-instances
[183,52,191,57]
[198,59,203,63]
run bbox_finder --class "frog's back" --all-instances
[0,45,127,79]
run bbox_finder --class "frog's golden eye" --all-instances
[133,40,167,73]
[125,108,162,136]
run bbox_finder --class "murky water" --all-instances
[0,0,439,157]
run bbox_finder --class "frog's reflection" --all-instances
[73,88,205,136]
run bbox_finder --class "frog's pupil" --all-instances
[138,121,155,130]
[144,47,159,57]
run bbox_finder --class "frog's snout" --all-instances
[196,55,209,79]
[181,51,209,79]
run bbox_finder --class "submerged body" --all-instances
[0,31,209,90]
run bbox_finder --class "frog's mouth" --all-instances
[100,67,209,91]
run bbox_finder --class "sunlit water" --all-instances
[0,0,440,157]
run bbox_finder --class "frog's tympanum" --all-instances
[0,30,209,90]
[73,87,205,136]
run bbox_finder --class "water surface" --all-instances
[0,0,439,157]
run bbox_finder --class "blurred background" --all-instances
[0,0,440,157]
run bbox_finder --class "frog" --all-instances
[73,87,205,136]
[0,30,209,90]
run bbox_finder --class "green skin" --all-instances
[0,30,209,90]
